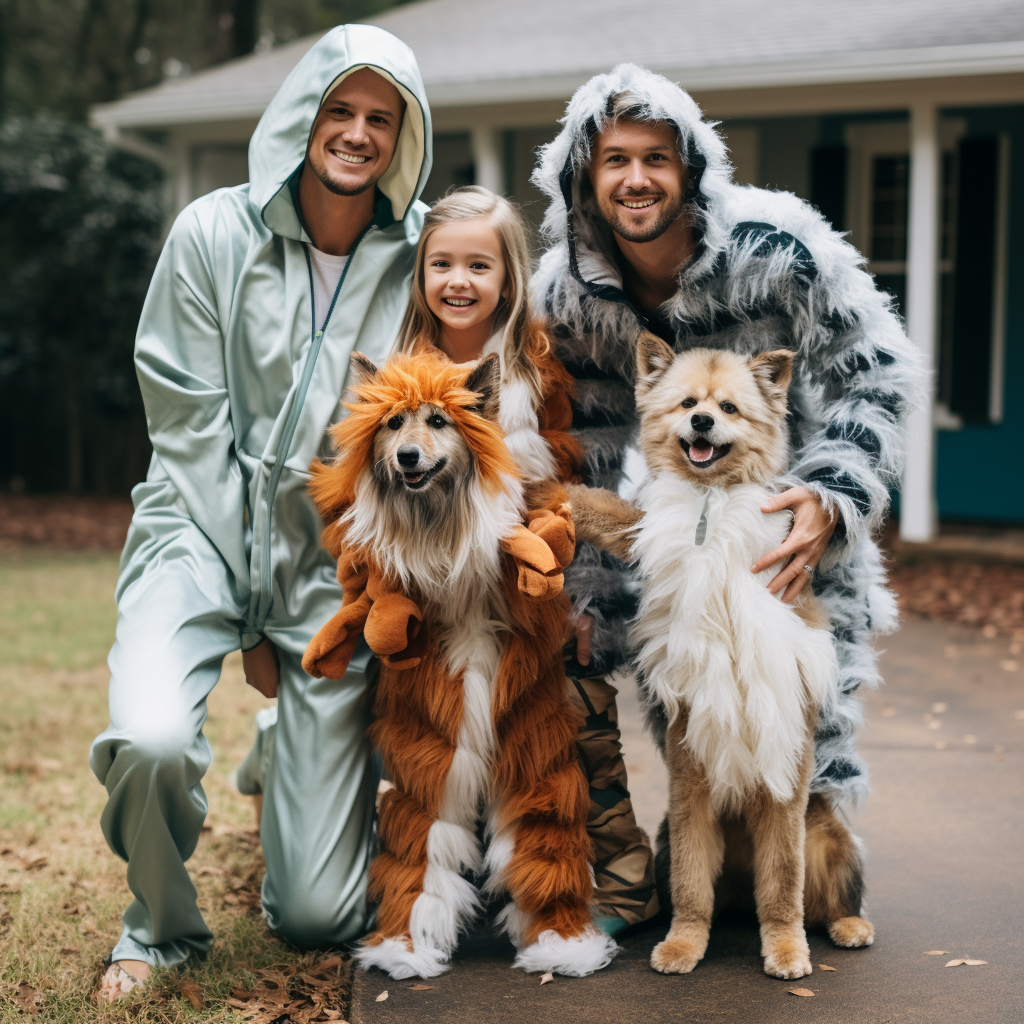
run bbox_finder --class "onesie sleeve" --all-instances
[779,229,925,565]
[133,202,248,582]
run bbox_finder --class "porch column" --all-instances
[900,102,940,543]
[471,126,504,195]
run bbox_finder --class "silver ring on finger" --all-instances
[802,564,814,575]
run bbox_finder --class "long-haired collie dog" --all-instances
[302,352,618,981]
[569,334,874,980]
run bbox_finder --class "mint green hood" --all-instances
[121,25,432,657]
[249,23,431,239]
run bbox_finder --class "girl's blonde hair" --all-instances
[397,186,549,401]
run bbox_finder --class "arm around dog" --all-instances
[768,219,923,565]
[565,483,641,562]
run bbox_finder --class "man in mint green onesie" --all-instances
[88,24,432,998]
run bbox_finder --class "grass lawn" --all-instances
[0,552,349,1022]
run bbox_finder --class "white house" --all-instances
[91,0,1024,539]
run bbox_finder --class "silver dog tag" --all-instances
[694,490,710,546]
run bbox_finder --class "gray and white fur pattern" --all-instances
[529,63,924,805]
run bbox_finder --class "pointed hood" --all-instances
[248,23,432,241]
[530,64,732,326]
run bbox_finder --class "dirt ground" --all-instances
[0,551,350,1023]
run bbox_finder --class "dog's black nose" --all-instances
[396,446,421,468]
[691,413,715,433]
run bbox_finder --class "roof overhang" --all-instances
[91,38,1024,131]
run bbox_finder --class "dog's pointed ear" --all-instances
[635,332,676,397]
[748,349,794,404]
[465,353,501,421]
[348,352,379,389]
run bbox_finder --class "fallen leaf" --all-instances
[818,964,837,971]
[22,854,48,870]
[931,702,948,714]
[376,990,389,1001]
[81,918,97,934]
[179,980,204,1011]
[59,947,80,955]
[924,950,950,955]
[408,984,434,990]
[788,987,814,997]
[964,959,988,966]
[13,981,44,1014]
[540,972,554,985]
[945,959,967,967]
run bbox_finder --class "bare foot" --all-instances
[96,960,152,1003]
[828,915,875,947]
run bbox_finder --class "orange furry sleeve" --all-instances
[499,500,576,601]
[302,547,428,680]
[536,352,584,485]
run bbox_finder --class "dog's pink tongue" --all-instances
[690,442,714,462]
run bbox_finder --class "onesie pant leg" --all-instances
[89,550,243,967]
[569,673,659,928]
[259,643,378,947]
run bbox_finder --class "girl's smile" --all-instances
[424,217,507,362]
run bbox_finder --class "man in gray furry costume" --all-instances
[532,65,922,918]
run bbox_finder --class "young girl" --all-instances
[397,186,581,496]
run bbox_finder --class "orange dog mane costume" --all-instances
[302,355,618,979]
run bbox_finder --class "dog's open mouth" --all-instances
[401,457,447,490]
[680,438,732,468]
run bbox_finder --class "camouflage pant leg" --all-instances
[569,672,659,925]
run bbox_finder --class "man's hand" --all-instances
[751,487,836,603]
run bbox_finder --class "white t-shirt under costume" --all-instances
[307,246,349,332]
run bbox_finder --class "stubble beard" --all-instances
[313,159,380,198]
[601,191,688,243]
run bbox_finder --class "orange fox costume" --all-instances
[302,355,618,979]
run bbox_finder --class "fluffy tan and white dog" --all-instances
[569,334,874,980]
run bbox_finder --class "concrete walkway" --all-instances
[351,619,1024,1023]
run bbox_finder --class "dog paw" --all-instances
[761,923,812,979]
[828,916,875,948]
[763,947,812,979]
[650,937,703,974]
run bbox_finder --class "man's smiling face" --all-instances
[589,118,688,243]
[306,67,405,197]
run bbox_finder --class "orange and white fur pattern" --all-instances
[304,352,617,980]
[569,334,875,980]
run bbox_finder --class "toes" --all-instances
[828,916,875,947]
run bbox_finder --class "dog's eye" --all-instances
[427,414,448,429]
[720,401,738,415]
[386,415,403,430]
[681,397,697,409]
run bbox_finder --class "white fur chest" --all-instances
[631,476,838,809]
